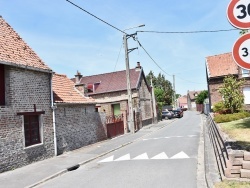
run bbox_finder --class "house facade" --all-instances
[177,95,187,109]
[206,52,250,111]
[187,90,201,111]
[52,74,107,154]
[72,62,154,132]
[0,16,55,172]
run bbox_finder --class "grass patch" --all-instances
[214,180,250,188]
[219,118,250,151]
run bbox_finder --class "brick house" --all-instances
[177,95,187,109]
[206,52,250,111]
[187,90,202,111]
[72,62,154,132]
[52,74,107,154]
[0,16,55,172]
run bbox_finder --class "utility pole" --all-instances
[123,33,137,133]
[173,75,176,109]
[151,77,157,124]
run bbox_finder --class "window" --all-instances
[24,115,41,147]
[243,87,250,104]
[0,64,5,105]
[242,69,250,78]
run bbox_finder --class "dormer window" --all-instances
[242,69,250,77]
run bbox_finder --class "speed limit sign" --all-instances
[232,33,250,70]
[227,0,250,29]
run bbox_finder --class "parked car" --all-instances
[161,111,174,120]
[172,108,183,118]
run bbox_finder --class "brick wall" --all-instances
[138,78,152,121]
[55,104,107,154]
[208,80,223,107]
[0,65,54,173]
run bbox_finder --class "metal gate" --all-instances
[106,114,124,138]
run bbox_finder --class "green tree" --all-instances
[219,75,245,113]
[195,90,208,104]
[146,71,173,105]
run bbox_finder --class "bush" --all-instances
[214,112,250,123]
[212,101,230,114]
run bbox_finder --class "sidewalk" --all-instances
[0,119,171,188]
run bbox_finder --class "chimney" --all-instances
[75,70,82,84]
[135,62,141,71]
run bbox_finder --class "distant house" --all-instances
[72,62,154,133]
[52,74,107,154]
[206,52,250,111]
[0,16,54,172]
[187,90,202,111]
[177,95,187,109]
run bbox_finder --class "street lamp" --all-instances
[123,24,145,133]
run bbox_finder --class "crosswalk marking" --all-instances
[114,154,130,161]
[151,152,168,159]
[133,153,148,160]
[98,151,190,163]
[170,151,189,159]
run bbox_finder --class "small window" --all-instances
[242,69,250,77]
[0,64,5,105]
[24,115,41,147]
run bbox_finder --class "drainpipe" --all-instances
[50,73,57,156]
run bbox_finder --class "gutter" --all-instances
[50,73,57,156]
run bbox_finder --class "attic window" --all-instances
[87,83,93,92]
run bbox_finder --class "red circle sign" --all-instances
[227,0,250,29]
[233,33,250,70]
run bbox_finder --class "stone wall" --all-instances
[55,104,107,154]
[0,65,54,173]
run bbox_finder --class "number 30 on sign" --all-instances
[227,0,250,29]
[233,33,250,70]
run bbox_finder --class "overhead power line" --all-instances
[137,28,238,34]
[66,0,127,34]
[136,39,172,77]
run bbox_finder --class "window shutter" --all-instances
[0,64,5,105]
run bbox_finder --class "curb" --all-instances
[26,120,173,187]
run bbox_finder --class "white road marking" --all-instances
[98,155,114,163]
[133,153,149,160]
[114,154,130,161]
[170,151,189,159]
[151,152,168,159]
[143,135,198,141]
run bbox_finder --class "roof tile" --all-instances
[0,16,51,71]
[75,68,141,94]
[206,52,238,78]
[53,74,95,104]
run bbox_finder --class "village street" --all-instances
[31,111,207,188]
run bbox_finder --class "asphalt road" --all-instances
[37,111,203,188]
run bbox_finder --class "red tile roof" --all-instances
[206,52,238,78]
[74,68,143,94]
[53,74,95,104]
[0,16,51,72]
[188,90,202,100]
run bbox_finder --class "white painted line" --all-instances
[188,135,197,137]
[151,152,168,159]
[170,151,189,159]
[176,136,183,138]
[133,153,149,160]
[98,155,114,163]
[114,154,130,161]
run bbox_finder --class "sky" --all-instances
[0,0,241,95]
